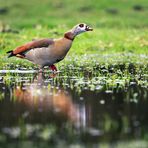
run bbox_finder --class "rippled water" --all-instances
[0,69,148,147]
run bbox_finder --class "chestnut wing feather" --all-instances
[13,38,54,55]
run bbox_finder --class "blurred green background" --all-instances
[0,0,148,28]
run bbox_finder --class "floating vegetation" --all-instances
[0,53,147,93]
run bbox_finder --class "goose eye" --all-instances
[79,24,84,28]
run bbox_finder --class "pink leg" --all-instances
[49,65,57,71]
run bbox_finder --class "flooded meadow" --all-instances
[0,55,147,147]
[0,0,147,147]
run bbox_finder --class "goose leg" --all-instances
[49,65,57,72]
[49,65,58,78]
[39,68,43,73]
[33,67,42,81]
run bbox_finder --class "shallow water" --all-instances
[0,69,148,147]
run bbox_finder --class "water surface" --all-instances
[0,69,148,147]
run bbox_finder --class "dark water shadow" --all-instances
[0,72,147,146]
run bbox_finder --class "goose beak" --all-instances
[85,25,93,31]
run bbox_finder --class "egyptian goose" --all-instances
[7,23,93,72]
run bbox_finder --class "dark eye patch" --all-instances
[79,24,84,27]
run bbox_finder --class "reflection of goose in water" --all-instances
[13,72,78,124]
